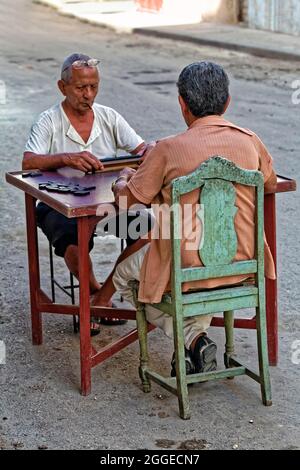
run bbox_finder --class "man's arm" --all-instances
[23,151,67,170]
[113,140,166,209]
[112,109,156,159]
[112,168,141,208]
[22,140,154,172]
[264,168,277,193]
[130,142,146,156]
[130,141,156,158]
[22,151,104,172]
[23,110,104,172]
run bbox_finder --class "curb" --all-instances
[133,27,300,63]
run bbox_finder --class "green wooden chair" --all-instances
[131,156,272,419]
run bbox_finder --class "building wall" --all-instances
[135,0,163,11]
[248,0,300,35]
[135,0,240,23]
[239,0,248,23]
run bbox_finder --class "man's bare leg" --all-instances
[92,237,150,306]
[64,244,102,334]
[64,244,101,293]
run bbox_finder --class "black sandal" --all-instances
[100,317,127,326]
[99,302,127,326]
[90,317,101,336]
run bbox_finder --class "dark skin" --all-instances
[22,67,145,172]
[22,66,146,302]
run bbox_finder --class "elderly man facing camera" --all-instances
[22,53,152,334]
[93,61,277,375]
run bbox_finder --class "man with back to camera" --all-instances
[22,53,153,335]
[92,61,277,374]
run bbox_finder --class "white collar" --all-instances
[60,104,102,147]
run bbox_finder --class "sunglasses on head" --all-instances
[62,59,100,73]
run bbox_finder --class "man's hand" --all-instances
[62,151,104,172]
[132,141,156,159]
[119,167,136,181]
[112,167,136,207]
[140,141,156,160]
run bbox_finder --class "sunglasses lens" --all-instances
[87,59,100,67]
[72,60,83,69]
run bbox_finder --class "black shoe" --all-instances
[191,335,217,373]
[170,347,195,377]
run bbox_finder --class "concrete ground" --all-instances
[0,0,299,450]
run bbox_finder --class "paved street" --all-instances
[0,0,299,450]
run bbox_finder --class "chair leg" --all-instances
[224,310,234,370]
[136,302,151,393]
[173,314,190,420]
[256,306,272,406]
[131,281,150,393]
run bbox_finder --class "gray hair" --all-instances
[61,53,92,82]
[177,61,229,118]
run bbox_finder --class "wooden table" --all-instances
[5,167,296,394]
[6,158,155,396]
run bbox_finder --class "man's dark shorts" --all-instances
[36,202,153,258]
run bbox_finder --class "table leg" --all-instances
[264,193,278,366]
[78,217,92,395]
[25,194,42,345]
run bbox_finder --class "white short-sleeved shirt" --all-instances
[24,103,143,158]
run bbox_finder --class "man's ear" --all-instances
[178,94,195,126]
[57,79,67,96]
[178,94,188,115]
[223,95,231,113]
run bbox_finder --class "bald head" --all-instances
[61,53,99,83]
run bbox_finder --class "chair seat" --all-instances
[161,285,258,305]
[152,285,259,317]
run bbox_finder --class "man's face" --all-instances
[60,67,99,113]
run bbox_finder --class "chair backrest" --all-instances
[170,156,265,298]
